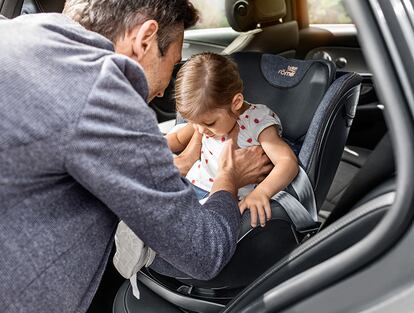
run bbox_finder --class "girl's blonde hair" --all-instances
[175,52,243,120]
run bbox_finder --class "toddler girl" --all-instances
[166,52,298,227]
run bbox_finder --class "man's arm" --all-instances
[65,57,240,280]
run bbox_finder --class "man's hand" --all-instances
[211,124,273,197]
[232,146,273,188]
[223,124,273,188]
[173,130,202,176]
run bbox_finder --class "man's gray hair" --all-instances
[63,0,198,54]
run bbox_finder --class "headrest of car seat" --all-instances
[225,0,287,32]
[231,52,336,143]
[260,54,316,88]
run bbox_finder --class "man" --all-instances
[0,1,271,312]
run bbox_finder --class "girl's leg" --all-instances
[192,184,209,200]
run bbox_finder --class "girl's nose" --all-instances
[197,125,206,134]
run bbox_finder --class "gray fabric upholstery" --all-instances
[261,54,314,88]
[230,52,335,143]
[299,73,362,168]
[230,52,361,209]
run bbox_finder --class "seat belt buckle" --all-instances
[297,221,321,242]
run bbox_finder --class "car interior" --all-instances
[0,0,394,312]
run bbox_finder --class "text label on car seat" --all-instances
[278,66,298,77]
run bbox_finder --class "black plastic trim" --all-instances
[137,271,225,313]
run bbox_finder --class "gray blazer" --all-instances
[0,13,240,313]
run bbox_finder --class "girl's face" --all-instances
[190,108,238,137]
[188,93,245,137]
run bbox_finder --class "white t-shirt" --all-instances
[186,103,282,198]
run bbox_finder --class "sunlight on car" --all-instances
[308,0,352,24]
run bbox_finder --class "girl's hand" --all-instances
[239,188,272,228]
[180,129,202,162]
[173,130,202,176]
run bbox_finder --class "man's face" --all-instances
[147,31,183,101]
[114,22,183,102]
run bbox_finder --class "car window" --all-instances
[190,0,229,29]
[308,0,352,24]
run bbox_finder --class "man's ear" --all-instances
[133,20,159,62]
[231,93,244,113]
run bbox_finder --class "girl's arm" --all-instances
[165,123,195,154]
[255,126,299,198]
[239,125,298,227]
[173,130,202,176]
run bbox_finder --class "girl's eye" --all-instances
[205,122,215,127]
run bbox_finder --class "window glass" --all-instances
[190,0,229,29]
[308,0,352,24]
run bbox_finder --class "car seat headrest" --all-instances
[231,52,336,143]
[261,54,316,88]
[225,0,287,32]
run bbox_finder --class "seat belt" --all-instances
[272,166,320,233]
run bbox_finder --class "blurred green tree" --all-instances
[191,0,229,29]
